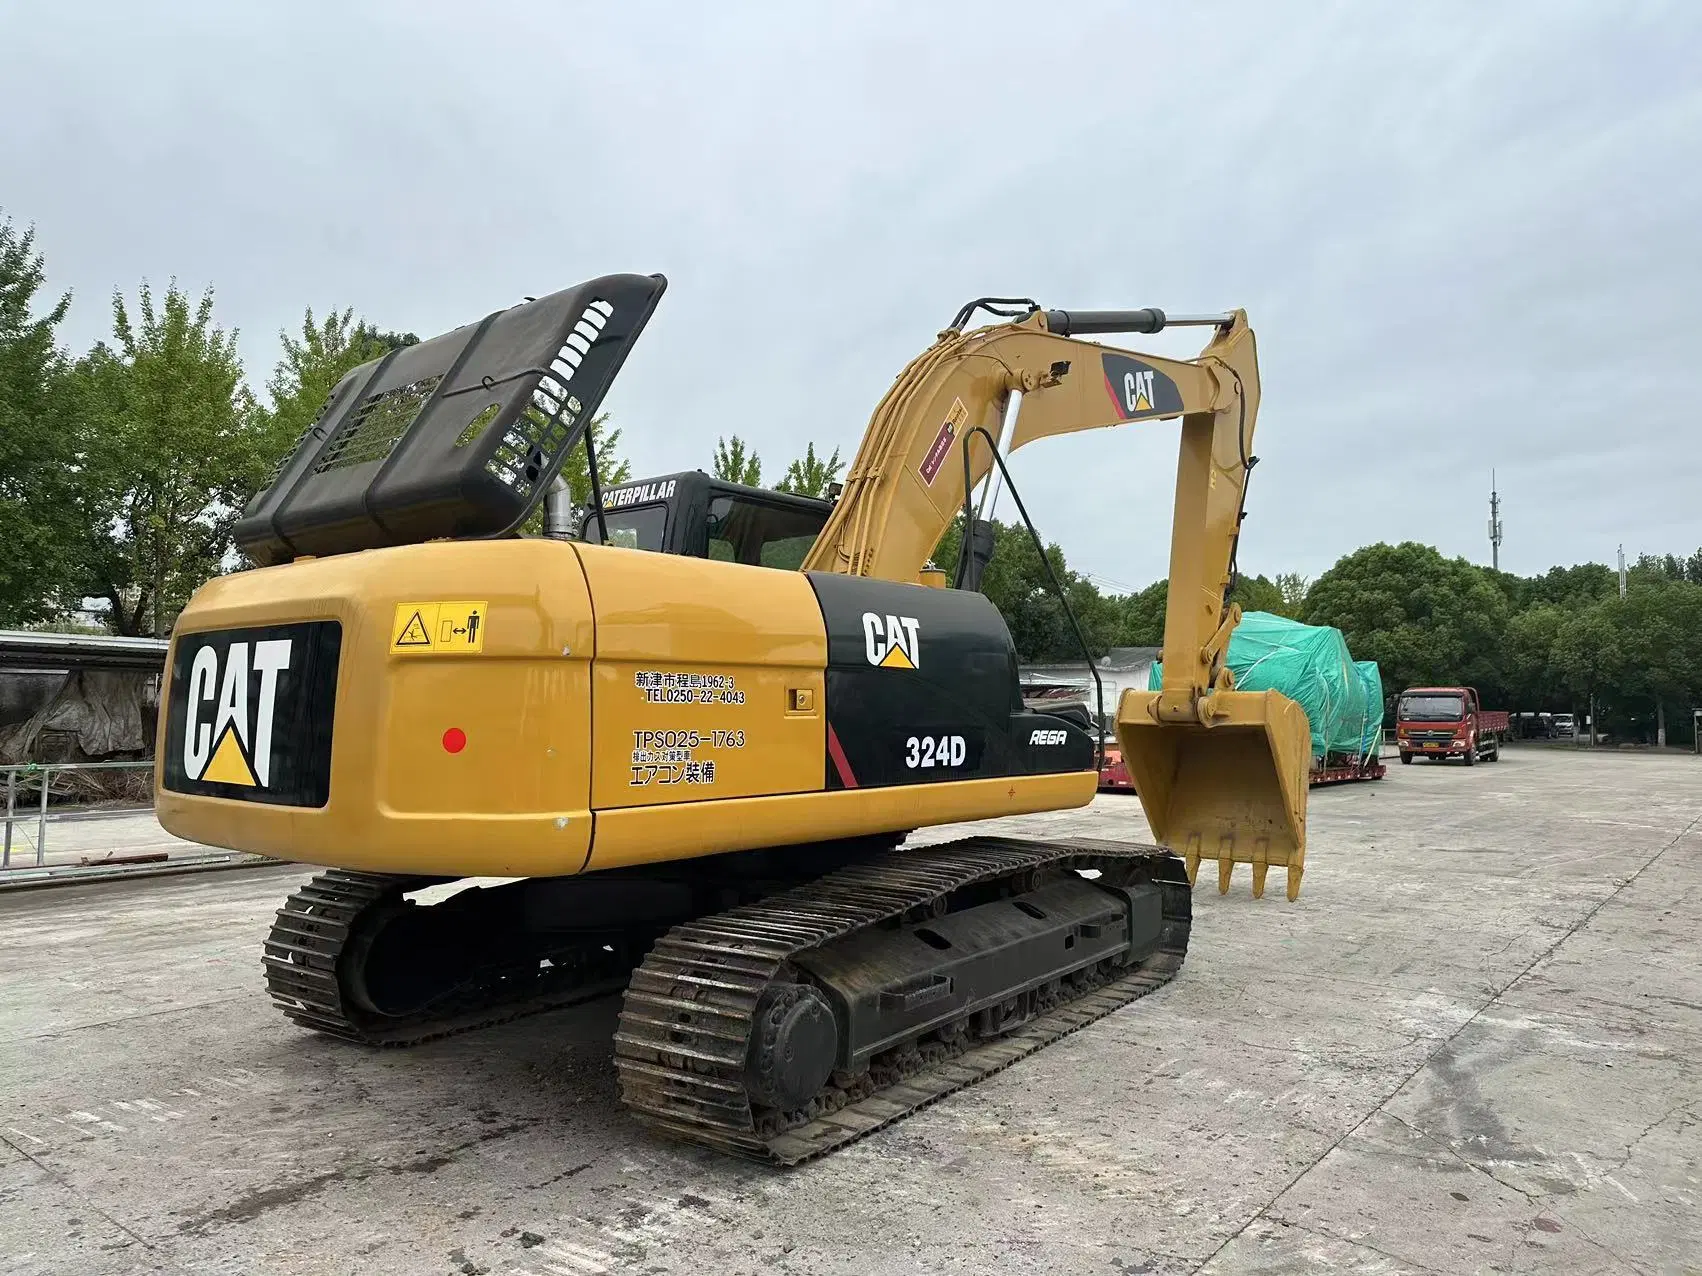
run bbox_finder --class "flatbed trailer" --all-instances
[1310,758,1386,785]
[1099,747,1384,792]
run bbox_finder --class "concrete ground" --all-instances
[1,748,1698,1276]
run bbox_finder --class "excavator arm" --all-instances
[803,303,1312,899]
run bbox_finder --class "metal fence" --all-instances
[2,760,155,870]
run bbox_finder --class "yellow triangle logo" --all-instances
[394,610,432,647]
[202,726,257,787]
[1133,391,1151,412]
[878,644,916,669]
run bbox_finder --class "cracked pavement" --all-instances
[1,747,1698,1274]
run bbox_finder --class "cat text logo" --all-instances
[181,640,292,788]
[862,613,921,670]
[1124,368,1156,414]
[603,479,676,509]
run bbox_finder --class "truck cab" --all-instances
[573,471,833,568]
[1395,686,1506,766]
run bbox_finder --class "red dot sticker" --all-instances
[442,727,467,754]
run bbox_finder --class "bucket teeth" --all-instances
[1183,849,1302,900]
[1114,685,1311,903]
[1176,833,1304,901]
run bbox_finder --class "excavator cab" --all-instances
[573,471,832,567]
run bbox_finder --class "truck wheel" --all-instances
[1399,752,1413,765]
[1463,741,1477,766]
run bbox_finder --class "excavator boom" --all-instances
[803,307,1227,584]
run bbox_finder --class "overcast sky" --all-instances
[4,1,1698,591]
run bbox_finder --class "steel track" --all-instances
[613,835,1191,1164]
[262,870,637,1046]
[263,839,1191,1163]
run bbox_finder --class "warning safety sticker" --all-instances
[390,601,488,654]
[918,397,968,485]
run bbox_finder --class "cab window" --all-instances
[706,496,826,569]
[580,503,667,552]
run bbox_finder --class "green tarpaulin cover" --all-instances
[1352,660,1385,757]
[1148,612,1384,763]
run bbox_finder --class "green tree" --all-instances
[1502,602,1568,710]
[1117,580,1169,646]
[1059,571,1126,662]
[1552,600,1623,745]
[511,413,631,538]
[932,515,1117,661]
[1614,578,1702,745]
[712,435,762,486]
[0,214,81,626]
[1521,562,1617,609]
[1275,571,1310,618]
[775,442,843,498]
[1097,570,1304,651]
[1303,541,1512,701]
[256,306,392,471]
[556,413,631,507]
[69,281,258,636]
[1230,573,1284,616]
[353,324,419,352]
[979,524,1087,661]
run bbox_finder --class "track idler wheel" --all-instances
[744,983,839,1112]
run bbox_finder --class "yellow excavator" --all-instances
[154,276,1310,1163]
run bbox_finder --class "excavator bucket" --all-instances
[1114,688,1312,900]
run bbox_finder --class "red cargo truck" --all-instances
[1395,686,1508,766]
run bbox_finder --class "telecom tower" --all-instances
[1488,470,1503,571]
